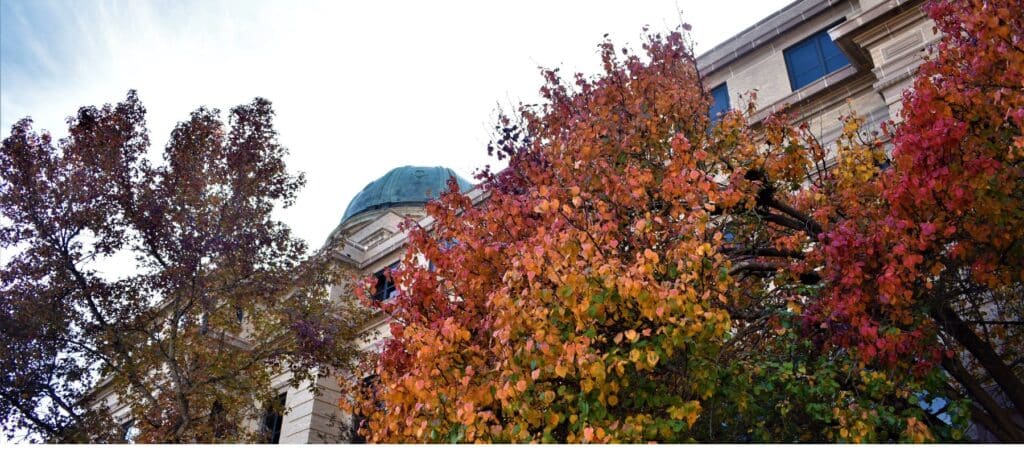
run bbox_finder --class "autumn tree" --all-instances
[804,0,1024,441]
[0,92,367,442]
[345,0,1021,443]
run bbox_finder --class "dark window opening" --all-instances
[120,420,139,443]
[351,375,381,443]
[709,83,730,125]
[784,24,850,91]
[350,414,367,443]
[372,262,399,301]
[210,401,228,440]
[261,392,286,444]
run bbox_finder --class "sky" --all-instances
[1,0,793,250]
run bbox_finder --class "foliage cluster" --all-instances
[1,94,367,442]
[344,0,1022,442]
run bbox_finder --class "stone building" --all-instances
[94,0,937,443]
[698,0,936,144]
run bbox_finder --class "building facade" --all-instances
[699,0,935,145]
[92,0,937,443]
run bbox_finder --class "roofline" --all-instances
[696,0,841,75]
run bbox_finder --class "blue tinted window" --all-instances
[786,39,825,89]
[784,27,850,91]
[818,33,849,73]
[709,83,729,124]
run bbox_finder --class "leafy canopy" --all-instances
[0,93,367,442]
[346,0,1022,443]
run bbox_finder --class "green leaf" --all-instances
[558,285,574,298]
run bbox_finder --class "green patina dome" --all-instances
[340,166,474,223]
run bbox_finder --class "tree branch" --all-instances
[933,302,1024,415]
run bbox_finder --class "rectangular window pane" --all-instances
[351,375,380,443]
[818,32,850,73]
[121,420,139,443]
[784,24,849,91]
[785,39,825,90]
[372,262,400,301]
[709,83,730,124]
[262,392,286,444]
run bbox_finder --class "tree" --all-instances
[0,92,367,442]
[345,0,1021,442]
[807,0,1023,440]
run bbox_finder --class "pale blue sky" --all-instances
[1,0,792,248]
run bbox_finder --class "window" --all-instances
[784,25,850,91]
[428,238,460,271]
[351,375,380,443]
[121,420,140,443]
[210,401,228,439]
[350,413,367,444]
[709,83,730,124]
[261,392,287,444]
[440,238,459,251]
[372,262,399,301]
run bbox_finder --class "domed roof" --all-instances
[340,166,474,223]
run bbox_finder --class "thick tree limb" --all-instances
[765,198,823,236]
[933,303,1024,415]
[720,246,806,260]
[941,356,1024,441]
[729,261,781,276]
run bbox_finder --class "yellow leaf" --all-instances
[629,349,641,363]
[647,350,660,367]
[668,401,702,426]
[547,413,560,428]
[669,406,686,420]
[787,301,802,314]
[555,364,568,378]
[581,378,594,393]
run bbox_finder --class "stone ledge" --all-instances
[750,64,860,124]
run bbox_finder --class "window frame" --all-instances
[261,392,287,444]
[783,22,850,91]
[120,419,140,443]
[350,375,380,443]
[371,262,400,302]
[708,82,730,125]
